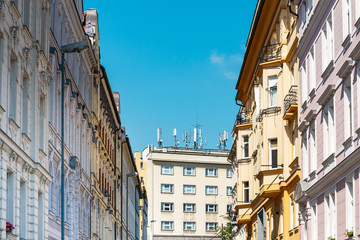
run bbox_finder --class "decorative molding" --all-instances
[317,84,336,105]
[321,60,334,80]
[341,34,351,49]
[336,60,354,79]
[349,40,360,61]
[22,163,30,173]
[9,151,18,162]
[298,121,308,132]
[304,109,317,122]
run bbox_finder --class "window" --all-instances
[301,62,308,104]
[268,76,277,107]
[344,77,352,140]
[357,0,360,21]
[290,196,294,230]
[269,139,278,169]
[343,0,351,39]
[161,202,174,212]
[301,1,307,26]
[311,204,317,240]
[346,180,355,231]
[322,13,334,71]
[206,222,218,231]
[183,185,196,194]
[226,169,232,178]
[9,56,18,122]
[243,182,249,203]
[22,76,30,134]
[161,184,174,193]
[309,121,316,173]
[307,0,313,13]
[206,204,218,213]
[20,181,27,238]
[161,221,174,231]
[183,222,196,231]
[140,162,143,169]
[227,186,232,196]
[38,192,44,239]
[325,192,336,238]
[323,98,335,158]
[309,47,316,93]
[183,203,196,212]
[205,186,218,195]
[183,167,195,176]
[161,166,173,175]
[6,172,14,223]
[242,135,249,158]
[205,168,217,177]
[227,204,232,213]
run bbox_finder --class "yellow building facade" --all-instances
[135,151,148,240]
[232,1,300,239]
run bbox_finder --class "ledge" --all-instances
[355,17,360,29]
[349,40,360,61]
[342,34,352,49]
[336,60,354,79]
[234,123,252,130]
[304,109,317,122]
[321,60,334,80]
[298,121,308,132]
[317,84,336,105]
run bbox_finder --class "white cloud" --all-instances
[209,50,244,81]
[210,52,224,64]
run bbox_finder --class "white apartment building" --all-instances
[0,0,52,239]
[144,146,232,240]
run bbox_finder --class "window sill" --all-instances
[355,17,360,29]
[342,34,352,49]
[321,60,334,80]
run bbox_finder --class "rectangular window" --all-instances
[325,192,336,238]
[323,99,335,158]
[183,222,196,231]
[309,122,316,173]
[243,182,249,203]
[301,63,308,104]
[161,184,174,193]
[183,185,196,194]
[9,56,18,121]
[161,202,174,212]
[183,203,196,212]
[268,76,278,107]
[206,222,218,231]
[308,0,313,13]
[227,186,232,196]
[161,221,174,231]
[269,139,278,169]
[22,75,30,134]
[39,95,45,150]
[183,167,195,176]
[226,169,232,178]
[205,186,218,195]
[311,204,317,240]
[301,1,307,25]
[242,135,249,158]
[322,13,334,71]
[140,162,143,169]
[346,180,355,230]
[206,204,218,213]
[227,204,232,213]
[161,166,173,175]
[205,168,217,177]
[38,192,44,239]
[20,181,27,238]
[6,172,14,223]
[343,0,351,39]
[309,47,316,92]
[344,78,352,140]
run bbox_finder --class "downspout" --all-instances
[120,127,126,239]
[288,0,298,17]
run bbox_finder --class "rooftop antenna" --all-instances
[193,123,202,149]
[173,128,179,148]
[222,131,228,150]
[183,132,189,149]
[157,128,163,147]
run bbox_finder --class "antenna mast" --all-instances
[157,128,163,147]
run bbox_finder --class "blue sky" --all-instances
[83,0,257,152]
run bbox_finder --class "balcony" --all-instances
[283,85,298,120]
[256,164,284,197]
[259,43,282,63]
[234,110,252,130]
[256,106,281,122]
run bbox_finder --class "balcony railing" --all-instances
[283,85,298,120]
[259,43,282,63]
[256,106,281,122]
[235,110,252,125]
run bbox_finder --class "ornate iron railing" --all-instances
[259,43,282,63]
[283,85,298,115]
[256,106,281,122]
[235,110,252,125]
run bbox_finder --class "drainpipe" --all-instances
[288,0,298,17]
[114,127,121,240]
[120,127,126,239]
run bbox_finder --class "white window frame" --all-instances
[343,0,351,39]
[311,203,317,240]
[205,168,217,177]
[161,166,173,175]
[346,179,355,232]
[161,221,174,231]
[344,76,353,141]
[242,135,249,158]
[268,76,278,107]
[309,47,316,93]
[161,202,174,212]
[161,184,174,194]
[183,203,196,213]
[301,1,307,27]
[301,63,308,105]
[206,204,218,213]
[243,181,249,203]
[206,222,218,232]
[227,186,232,196]
[269,139,278,169]
[183,222,196,231]
[322,13,334,72]
[323,98,335,159]
[325,191,336,238]
[205,186,218,195]
[226,169,232,178]
[183,167,195,176]
[309,121,317,173]
[183,185,196,194]
[302,130,309,179]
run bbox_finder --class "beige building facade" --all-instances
[143,146,232,240]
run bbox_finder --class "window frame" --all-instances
[183,167,196,176]
[206,204,218,213]
[269,138,278,169]
[183,203,196,213]
[206,222,218,232]
[183,222,196,231]
[161,202,174,212]
[268,75,278,107]
[242,135,249,158]
[227,186,232,196]
[205,186,218,195]
[161,166,174,175]
[161,221,174,231]
[243,181,249,203]
[226,169,232,178]
[161,184,174,194]
[183,185,196,194]
[205,168,218,177]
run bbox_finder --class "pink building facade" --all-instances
[294,0,360,239]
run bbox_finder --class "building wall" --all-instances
[144,147,231,239]
[296,0,360,239]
